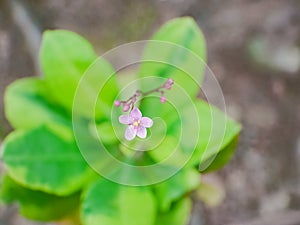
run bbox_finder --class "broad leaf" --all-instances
[139,97,199,171]
[81,179,156,225]
[0,175,80,221]
[147,135,183,167]
[72,58,119,120]
[95,121,118,144]
[138,17,206,118]
[139,17,206,96]
[192,100,241,170]
[155,197,192,225]
[41,30,118,119]
[1,126,94,196]
[162,100,241,169]
[4,77,72,140]
[201,136,239,173]
[154,169,200,211]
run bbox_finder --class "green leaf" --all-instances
[155,197,192,225]
[41,30,118,118]
[138,18,207,149]
[4,77,73,140]
[94,121,118,144]
[201,136,239,173]
[165,100,241,170]
[72,58,120,119]
[1,126,93,196]
[154,169,200,211]
[0,175,80,221]
[138,17,206,117]
[81,179,156,225]
[147,135,183,167]
[193,100,241,171]
[147,99,241,170]
[139,97,199,170]
[139,17,206,93]
[41,30,96,108]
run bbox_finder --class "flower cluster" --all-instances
[115,78,174,140]
[114,78,174,112]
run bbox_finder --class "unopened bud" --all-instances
[167,78,174,85]
[114,100,121,106]
[160,96,166,103]
[123,104,130,112]
[132,96,136,103]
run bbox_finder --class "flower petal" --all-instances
[119,115,131,124]
[125,125,137,140]
[140,117,153,128]
[137,126,147,139]
[130,108,142,120]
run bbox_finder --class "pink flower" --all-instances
[119,108,153,141]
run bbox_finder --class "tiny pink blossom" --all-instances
[167,78,174,85]
[119,108,153,141]
[135,90,141,97]
[131,96,136,103]
[160,96,166,103]
[123,103,130,112]
[114,100,121,106]
[164,78,174,90]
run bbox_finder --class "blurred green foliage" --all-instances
[0,17,241,225]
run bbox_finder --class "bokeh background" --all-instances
[0,0,300,224]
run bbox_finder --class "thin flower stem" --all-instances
[115,78,174,112]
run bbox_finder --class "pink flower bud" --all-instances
[167,78,174,85]
[160,96,166,103]
[165,84,172,90]
[135,90,141,97]
[114,100,121,106]
[131,96,136,103]
[123,104,130,112]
